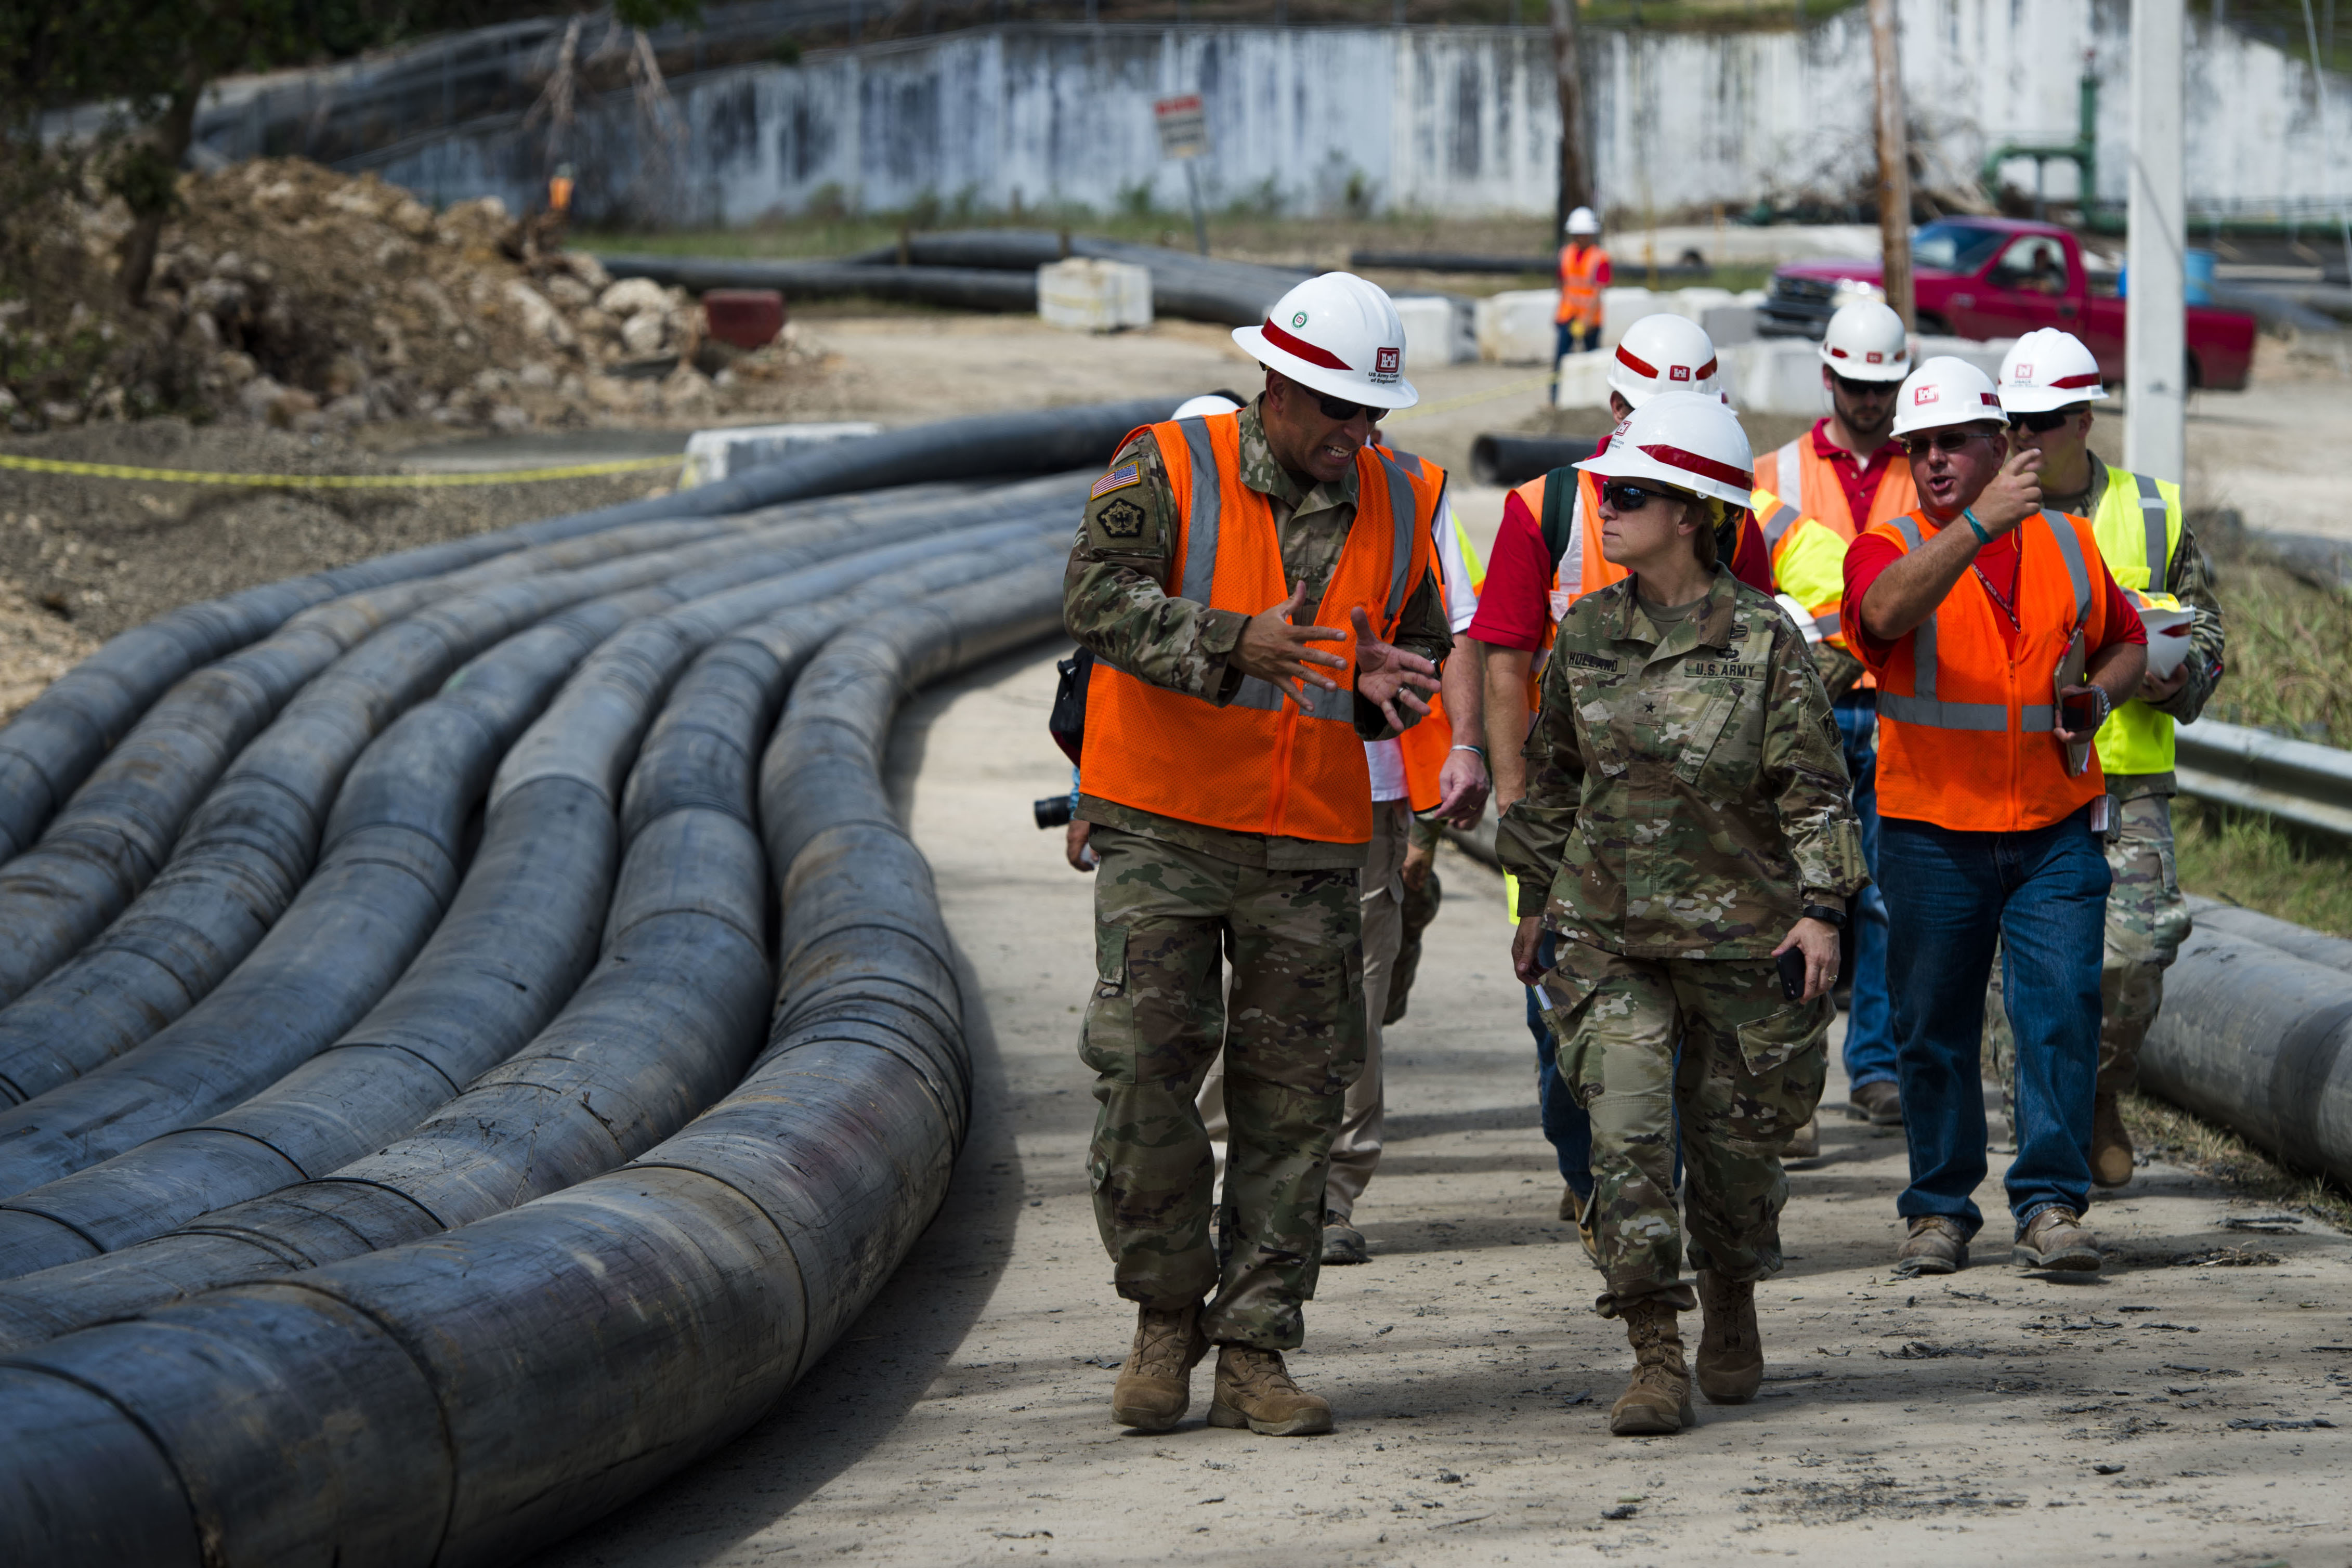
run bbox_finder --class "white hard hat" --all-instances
[1171,393,1245,420]
[1889,355,2009,439]
[1233,272,1419,411]
[1565,206,1600,236]
[1998,327,2109,414]
[1606,315,1722,409]
[1818,299,1911,382]
[1575,388,1754,508]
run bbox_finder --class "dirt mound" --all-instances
[5,159,819,435]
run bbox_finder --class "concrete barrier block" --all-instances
[680,422,884,488]
[1036,259,1153,333]
[1475,290,1557,364]
[1551,348,1617,410]
[1393,295,1471,370]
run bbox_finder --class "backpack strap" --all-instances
[1538,465,1579,567]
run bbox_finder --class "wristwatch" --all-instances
[1801,903,1847,930]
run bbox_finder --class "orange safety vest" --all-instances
[1082,413,1442,845]
[1753,431,1917,542]
[1866,508,2111,833]
[1556,244,1606,329]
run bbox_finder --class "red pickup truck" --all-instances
[1756,217,2257,391]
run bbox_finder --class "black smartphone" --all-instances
[2060,691,2099,733]
[1776,946,1807,1002]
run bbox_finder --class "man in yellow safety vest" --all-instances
[1986,328,2227,1189]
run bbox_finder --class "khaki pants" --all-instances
[1198,797,1407,1225]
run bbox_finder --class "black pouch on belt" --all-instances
[1050,647,1093,765]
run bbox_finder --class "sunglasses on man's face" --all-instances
[1312,391,1377,423]
[1899,429,1994,458]
[1600,480,1681,513]
[1830,371,1898,398]
[2007,409,2074,434]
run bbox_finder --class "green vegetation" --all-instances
[2176,800,2352,940]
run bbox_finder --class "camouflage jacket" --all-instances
[1065,398,1453,870]
[2057,454,2226,801]
[1495,567,1868,959]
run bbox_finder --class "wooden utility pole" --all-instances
[1867,0,1914,329]
[2126,0,2187,481]
[1550,0,1592,236]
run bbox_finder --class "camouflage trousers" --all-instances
[1081,825,1366,1350]
[1984,794,2192,1095]
[1540,939,1830,1316]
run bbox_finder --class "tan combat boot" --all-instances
[1609,1296,1696,1437]
[2090,1092,2135,1188]
[2014,1206,2101,1272]
[1109,1302,1207,1431]
[1782,1115,1820,1160]
[1693,1270,1763,1405]
[1208,1345,1332,1436]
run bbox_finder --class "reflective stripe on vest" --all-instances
[1082,412,1442,842]
[2089,467,2186,776]
[1876,511,2090,735]
[1867,506,2112,832]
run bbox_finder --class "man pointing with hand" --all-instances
[1065,273,1452,1439]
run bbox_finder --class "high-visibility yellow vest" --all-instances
[2087,468,2185,777]
[1752,486,1852,652]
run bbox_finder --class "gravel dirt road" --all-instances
[528,645,2352,1568]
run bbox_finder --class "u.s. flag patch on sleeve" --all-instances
[1090,464,1142,500]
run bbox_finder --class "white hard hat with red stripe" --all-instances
[1574,388,1754,508]
[1605,314,1722,408]
[1232,272,1419,411]
[1889,355,2010,439]
[1818,299,1911,382]
[1998,327,2109,414]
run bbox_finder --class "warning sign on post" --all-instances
[1154,95,1208,161]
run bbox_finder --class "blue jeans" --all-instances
[1880,808,2110,1239]
[1554,323,1600,363]
[1834,694,1897,1091]
[1526,930,1595,1200]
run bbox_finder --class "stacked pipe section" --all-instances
[0,400,1140,1564]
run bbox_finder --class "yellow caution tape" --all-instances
[1383,373,1555,424]
[0,453,685,488]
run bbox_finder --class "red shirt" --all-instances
[1467,486,1554,650]
[1844,520,2147,670]
[1810,420,1904,531]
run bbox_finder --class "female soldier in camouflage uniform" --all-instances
[1496,392,1867,1438]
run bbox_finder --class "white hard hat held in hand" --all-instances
[1566,206,1600,236]
[1819,299,1911,382]
[1607,315,1722,409]
[1998,328,2109,414]
[1575,388,1755,508]
[1890,355,2009,440]
[1233,272,1419,411]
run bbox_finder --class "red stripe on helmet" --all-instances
[1259,319,1354,372]
[2049,371,2103,389]
[1696,356,1718,381]
[1637,442,1753,492]
[1615,344,1658,379]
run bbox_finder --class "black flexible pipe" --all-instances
[0,558,1064,1564]
[596,255,1040,311]
[1469,432,1601,488]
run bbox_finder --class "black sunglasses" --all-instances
[1899,429,1995,457]
[1600,480,1682,513]
[1830,370,1899,397]
[1312,391,1377,422]
[2007,409,2074,434]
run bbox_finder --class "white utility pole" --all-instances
[2126,0,2187,482]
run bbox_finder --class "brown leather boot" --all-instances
[1208,1345,1332,1436]
[1609,1296,1696,1436]
[2090,1092,2135,1188]
[1109,1302,1206,1431]
[1694,1269,1763,1405]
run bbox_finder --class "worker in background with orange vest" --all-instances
[1472,314,1798,1234]
[1552,206,1611,396]
[1754,298,1918,1133]
[1066,273,1452,1438]
[1844,357,2148,1280]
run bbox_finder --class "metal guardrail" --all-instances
[2174,718,2352,842]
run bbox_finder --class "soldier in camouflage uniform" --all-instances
[1067,274,1453,1439]
[1981,354,2225,1188]
[1496,393,1866,1439]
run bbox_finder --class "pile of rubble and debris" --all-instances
[3,158,823,434]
